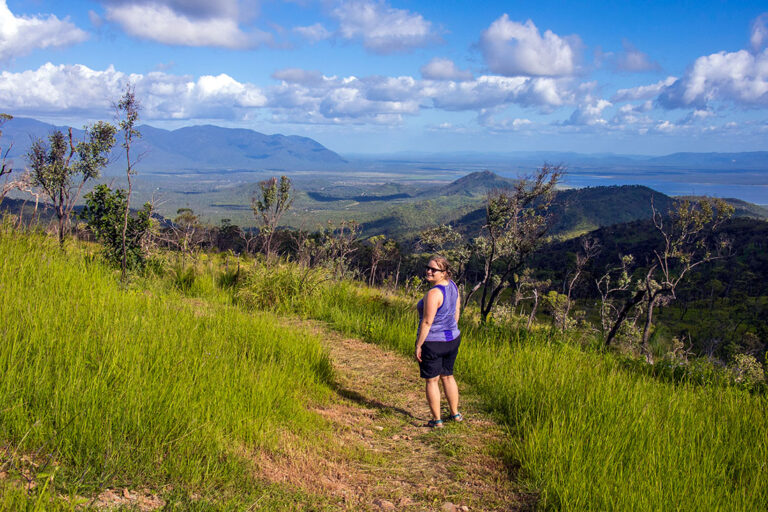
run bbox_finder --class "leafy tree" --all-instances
[80,184,152,269]
[27,122,116,246]
[418,224,472,294]
[321,220,360,279]
[172,208,203,262]
[366,234,398,286]
[604,198,734,361]
[251,175,293,259]
[468,164,564,323]
[115,84,142,279]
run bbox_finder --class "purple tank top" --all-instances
[417,280,460,342]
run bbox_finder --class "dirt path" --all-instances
[260,319,535,511]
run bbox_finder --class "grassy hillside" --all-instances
[289,280,768,510]
[2,229,767,510]
[0,232,337,509]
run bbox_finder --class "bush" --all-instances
[236,263,327,312]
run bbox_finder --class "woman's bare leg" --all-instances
[425,377,442,420]
[440,375,459,416]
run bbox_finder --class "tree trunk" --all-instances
[604,288,646,346]
[641,293,659,363]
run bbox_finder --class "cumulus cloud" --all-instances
[0,63,266,120]
[480,15,580,77]
[477,109,533,132]
[0,0,88,61]
[563,99,612,126]
[657,49,768,108]
[612,76,676,102]
[420,58,473,81]
[612,40,661,72]
[103,1,271,48]
[426,75,576,111]
[332,0,436,54]
[0,59,590,127]
[293,23,332,43]
[751,13,768,52]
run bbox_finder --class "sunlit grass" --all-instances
[292,277,768,510]
[0,232,334,507]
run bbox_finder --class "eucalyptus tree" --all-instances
[468,164,564,323]
[251,175,293,259]
[115,84,142,279]
[27,122,116,246]
[604,198,734,361]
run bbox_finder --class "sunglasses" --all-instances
[424,266,444,273]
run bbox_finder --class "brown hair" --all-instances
[429,254,453,278]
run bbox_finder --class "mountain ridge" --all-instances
[1,117,349,175]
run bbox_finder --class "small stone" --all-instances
[373,498,396,511]
[391,434,400,440]
[374,425,384,431]
[460,506,470,511]
[442,503,458,512]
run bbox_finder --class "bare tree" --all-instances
[559,237,600,331]
[0,114,15,206]
[251,175,293,259]
[512,269,551,330]
[468,164,564,323]
[115,84,142,280]
[596,254,635,335]
[27,122,116,247]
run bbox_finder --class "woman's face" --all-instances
[424,260,446,284]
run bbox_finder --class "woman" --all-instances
[414,255,462,428]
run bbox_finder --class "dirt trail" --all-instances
[261,319,535,511]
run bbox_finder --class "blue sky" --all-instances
[1,0,767,155]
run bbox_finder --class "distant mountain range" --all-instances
[350,150,768,171]
[1,117,348,175]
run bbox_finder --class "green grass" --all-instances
[289,279,768,510]
[0,232,335,508]
[3,230,767,510]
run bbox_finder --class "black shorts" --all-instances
[419,335,461,379]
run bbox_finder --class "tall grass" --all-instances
[0,233,334,506]
[293,278,768,510]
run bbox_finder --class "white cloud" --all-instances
[293,23,332,43]
[104,2,271,48]
[478,109,533,132]
[480,15,580,77]
[751,13,768,52]
[100,0,243,20]
[564,99,612,126]
[612,76,676,102]
[0,63,266,120]
[613,40,660,72]
[657,49,768,108]
[420,58,473,81]
[0,0,88,61]
[332,0,435,54]
[426,75,576,111]
[0,60,589,127]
